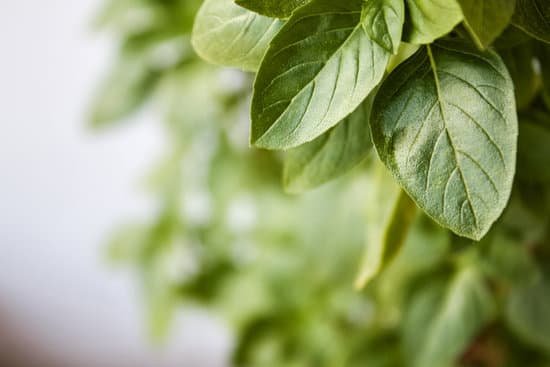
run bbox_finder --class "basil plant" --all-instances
[92,0,550,366]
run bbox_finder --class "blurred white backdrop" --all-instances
[0,1,230,366]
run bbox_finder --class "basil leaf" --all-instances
[283,96,374,193]
[251,0,401,149]
[192,0,283,72]
[507,276,550,354]
[362,0,405,54]
[499,42,539,109]
[371,41,518,240]
[355,163,417,289]
[512,0,550,44]
[403,0,463,44]
[235,0,310,18]
[404,268,496,367]
[458,0,516,49]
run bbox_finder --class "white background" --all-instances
[0,1,230,366]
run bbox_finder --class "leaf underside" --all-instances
[371,41,517,240]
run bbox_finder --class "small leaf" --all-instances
[403,0,463,44]
[458,0,516,49]
[370,41,518,240]
[235,0,310,18]
[499,42,539,109]
[355,164,417,289]
[283,96,374,193]
[192,0,283,72]
[404,267,496,367]
[507,276,550,354]
[512,0,550,44]
[362,0,405,54]
[251,0,402,149]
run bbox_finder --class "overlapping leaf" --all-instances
[251,0,403,149]
[458,0,516,49]
[235,0,310,18]
[283,96,374,193]
[355,164,417,289]
[371,41,517,240]
[192,0,283,72]
[513,0,550,43]
[403,0,463,44]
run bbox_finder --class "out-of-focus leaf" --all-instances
[507,276,550,354]
[537,42,550,109]
[404,267,496,367]
[192,0,283,72]
[355,164,417,289]
[283,96,374,193]
[512,0,550,43]
[89,58,157,128]
[517,111,550,183]
[499,42,539,109]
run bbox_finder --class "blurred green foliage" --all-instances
[91,0,550,366]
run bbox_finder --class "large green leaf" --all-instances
[499,42,539,109]
[370,41,517,240]
[235,0,310,18]
[513,0,550,43]
[403,267,496,367]
[191,0,283,72]
[458,0,516,49]
[355,163,417,289]
[403,0,463,44]
[507,276,550,354]
[251,0,402,149]
[283,96,374,193]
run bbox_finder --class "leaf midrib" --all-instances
[426,45,479,228]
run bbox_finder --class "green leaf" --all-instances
[499,42,539,109]
[517,111,550,183]
[507,276,550,354]
[362,0,405,54]
[371,41,518,240]
[191,0,283,72]
[89,58,157,128]
[458,0,516,49]
[355,163,417,289]
[512,0,550,44]
[404,267,496,367]
[283,96,374,193]
[251,0,402,149]
[235,0,310,18]
[403,0,463,44]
